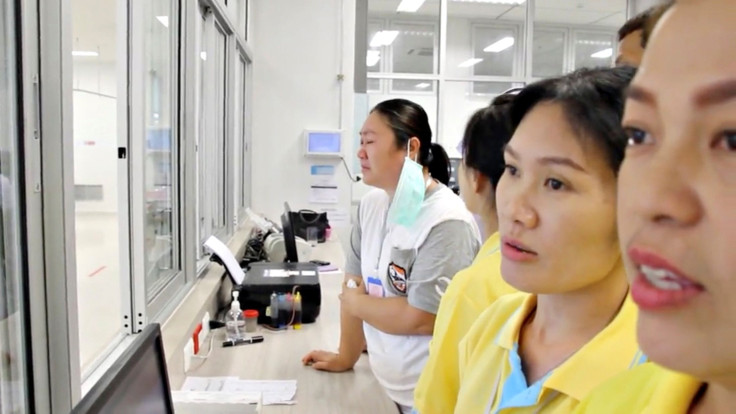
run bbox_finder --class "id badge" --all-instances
[366,276,385,298]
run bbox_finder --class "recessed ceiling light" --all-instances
[415,82,431,89]
[591,48,613,58]
[483,36,515,53]
[72,51,99,57]
[200,51,207,61]
[458,58,483,68]
[156,16,169,28]
[369,30,400,48]
[397,0,426,12]
[366,50,380,67]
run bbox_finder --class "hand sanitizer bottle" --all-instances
[226,291,245,341]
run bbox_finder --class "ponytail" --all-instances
[427,143,451,186]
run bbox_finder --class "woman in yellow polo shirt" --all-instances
[453,66,645,413]
[575,1,736,412]
[413,92,519,414]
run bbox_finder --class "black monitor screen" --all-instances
[71,324,174,414]
[281,202,299,263]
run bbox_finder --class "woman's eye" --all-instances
[624,127,652,146]
[544,178,565,191]
[715,131,736,151]
[504,164,518,176]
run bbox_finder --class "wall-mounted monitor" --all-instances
[304,130,342,157]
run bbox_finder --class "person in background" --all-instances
[575,1,736,412]
[453,66,643,413]
[616,1,672,67]
[412,91,519,414]
[302,99,480,414]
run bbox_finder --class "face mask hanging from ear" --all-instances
[386,140,429,227]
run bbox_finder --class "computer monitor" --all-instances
[281,202,299,263]
[71,324,174,414]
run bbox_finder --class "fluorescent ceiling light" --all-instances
[458,58,483,68]
[591,48,613,58]
[397,0,426,12]
[577,39,612,46]
[369,30,400,48]
[366,50,380,67]
[200,51,207,61]
[483,36,515,53]
[72,51,99,57]
[415,82,431,89]
[156,16,169,28]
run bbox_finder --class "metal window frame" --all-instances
[194,0,247,262]
[130,0,186,326]
[25,0,81,411]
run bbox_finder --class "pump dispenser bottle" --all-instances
[226,291,245,341]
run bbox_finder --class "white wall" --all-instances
[250,0,356,239]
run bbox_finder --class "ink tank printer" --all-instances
[237,203,321,324]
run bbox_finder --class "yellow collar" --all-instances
[495,294,641,401]
[648,366,703,412]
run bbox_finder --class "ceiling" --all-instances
[369,0,626,27]
[72,0,118,62]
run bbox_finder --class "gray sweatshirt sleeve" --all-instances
[406,220,480,314]
[344,204,362,276]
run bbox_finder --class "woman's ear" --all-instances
[408,137,421,159]
[472,170,489,194]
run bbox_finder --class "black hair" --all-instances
[509,66,636,174]
[370,98,452,185]
[461,92,516,189]
[618,2,673,44]
[618,10,648,41]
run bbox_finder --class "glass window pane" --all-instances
[144,0,179,297]
[472,25,521,77]
[533,28,566,78]
[235,56,245,212]
[198,15,209,247]
[0,1,28,411]
[240,60,250,211]
[391,22,436,74]
[534,0,625,73]
[441,80,521,159]
[198,14,228,245]
[212,25,227,232]
[366,21,383,74]
[367,77,381,92]
[368,0,439,75]
[390,78,435,93]
[574,31,616,70]
[446,1,526,78]
[71,0,127,372]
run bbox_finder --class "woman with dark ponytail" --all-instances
[303,99,480,413]
[426,142,451,186]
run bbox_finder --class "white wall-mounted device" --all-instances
[304,130,342,157]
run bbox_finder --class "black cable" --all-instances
[340,156,361,182]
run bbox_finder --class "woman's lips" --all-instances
[501,237,538,262]
[628,247,705,310]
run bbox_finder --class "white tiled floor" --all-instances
[75,211,123,372]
